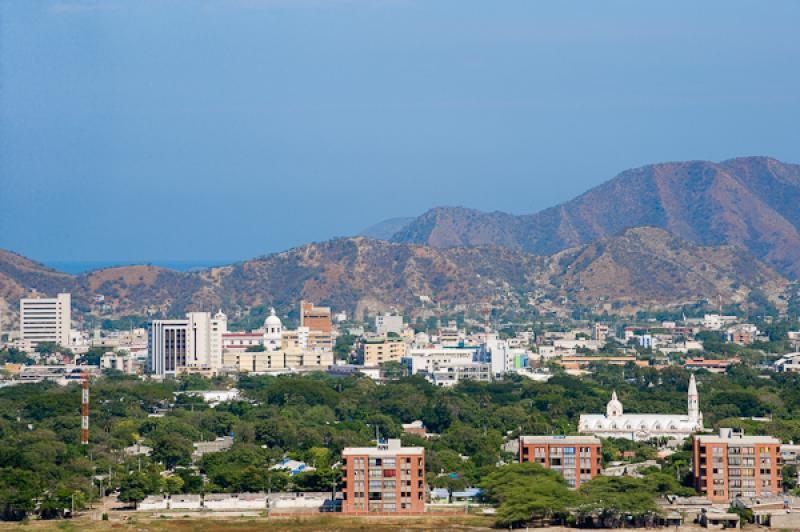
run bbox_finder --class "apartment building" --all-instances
[363,336,406,365]
[19,293,71,350]
[693,428,782,502]
[282,327,333,353]
[341,439,425,514]
[519,435,603,488]
[300,301,332,333]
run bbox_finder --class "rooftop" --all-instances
[696,428,780,445]
[520,435,601,445]
[342,438,424,457]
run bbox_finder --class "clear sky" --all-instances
[1,0,799,263]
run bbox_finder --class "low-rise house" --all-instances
[602,460,660,478]
[684,357,739,373]
[659,494,716,523]
[271,459,316,476]
[429,488,450,504]
[123,442,153,456]
[181,389,240,406]
[726,324,758,345]
[699,509,740,529]
[402,420,427,437]
[774,353,800,373]
[451,488,482,504]
[192,436,233,459]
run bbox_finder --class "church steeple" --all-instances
[688,374,701,424]
[607,390,623,418]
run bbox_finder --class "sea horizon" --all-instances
[44,260,236,274]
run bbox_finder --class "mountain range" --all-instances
[389,157,800,278]
[0,156,796,321]
[0,227,787,321]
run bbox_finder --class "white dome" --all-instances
[265,308,282,328]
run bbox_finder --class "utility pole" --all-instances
[81,372,90,446]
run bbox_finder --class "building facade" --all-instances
[363,336,406,366]
[578,375,703,441]
[300,301,332,333]
[148,311,227,376]
[341,439,425,514]
[221,348,333,373]
[19,293,71,350]
[693,428,781,502]
[375,314,404,336]
[519,435,602,488]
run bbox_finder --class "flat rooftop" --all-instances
[520,435,601,445]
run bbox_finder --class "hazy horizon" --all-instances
[2,0,799,263]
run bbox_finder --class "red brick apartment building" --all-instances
[341,439,425,514]
[519,435,603,488]
[693,428,782,502]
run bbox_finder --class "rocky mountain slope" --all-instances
[547,227,786,306]
[390,157,800,278]
[0,229,787,320]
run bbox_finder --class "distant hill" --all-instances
[358,217,415,240]
[0,229,787,320]
[548,227,786,307]
[390,157,800,278]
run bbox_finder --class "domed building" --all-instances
[578,375,703,441]
[263,308,283,352]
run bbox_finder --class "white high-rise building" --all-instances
[484,333,516,378]
[19,293,72,351]
[375,314,403,336]
[149,310,228,377]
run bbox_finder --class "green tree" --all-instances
[118,469,163,504]
[577,476,660,528]
[149,433,193,469]
[480,463,577,527]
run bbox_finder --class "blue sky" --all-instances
[1,0,799,263]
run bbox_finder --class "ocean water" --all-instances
[45,260,233,274]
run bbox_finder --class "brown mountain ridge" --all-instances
[390,157,800,278]
[0,228,787,320]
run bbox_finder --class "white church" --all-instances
[578,375,703,441]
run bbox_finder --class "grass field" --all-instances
[0,514,498,532]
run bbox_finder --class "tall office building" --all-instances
[19,293,72,351]
[148,319,189,377]
[148,311,227,376]
[519,435,603,488]
[693,428,782,502]
[341,439,425,514]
